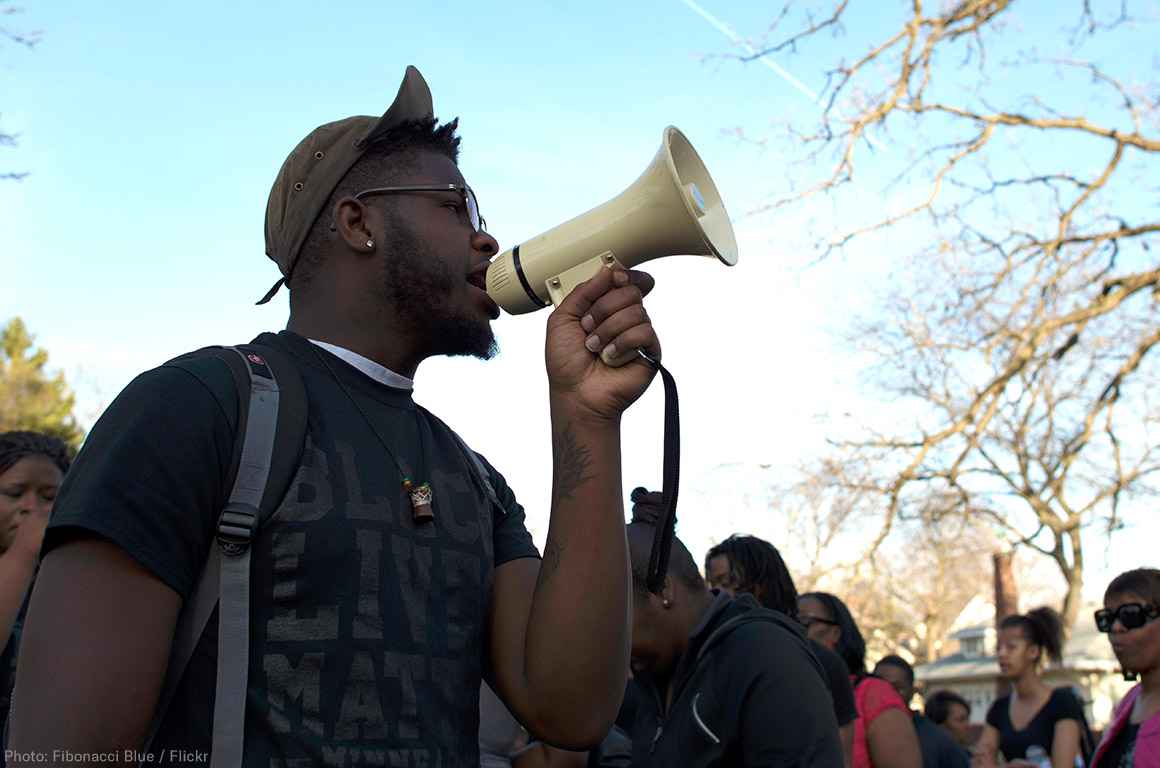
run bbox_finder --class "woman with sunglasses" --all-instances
[1089,568,1160,767]
[974,606,1087,768]
[798,592,922,768]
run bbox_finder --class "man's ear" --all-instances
[332,196,377,252]
[660,578,676,608]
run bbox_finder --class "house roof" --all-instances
[916,620,1122,683]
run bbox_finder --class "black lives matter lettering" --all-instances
[256,435,494,768]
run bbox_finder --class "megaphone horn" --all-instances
[486,126,739,316]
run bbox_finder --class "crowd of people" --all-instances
[1,426,1157,767]
[0,63,1156,767]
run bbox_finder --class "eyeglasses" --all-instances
[1095,603,1160,633]
[797,615,839,630]
[335,184,486,233]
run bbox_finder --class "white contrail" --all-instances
[679,0,822,104]
[679,0,884,154]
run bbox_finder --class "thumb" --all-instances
[628,270,655,298]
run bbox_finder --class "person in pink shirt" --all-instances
[799,591,922,768]
[1090,568,1160,768]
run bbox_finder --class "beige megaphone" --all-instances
[486,126,738,317]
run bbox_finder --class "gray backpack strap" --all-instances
[144,340,307,767]
[448,430,502,509]
[210,346,281,768]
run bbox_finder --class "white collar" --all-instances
[307,339,414,390]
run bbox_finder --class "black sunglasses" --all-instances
[1095,603,1160,633]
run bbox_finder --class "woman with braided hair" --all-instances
[975,606,1086,767]
[0,430,71,727]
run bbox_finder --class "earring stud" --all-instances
[366,239,375,249]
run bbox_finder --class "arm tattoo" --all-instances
[551,422,595,510]
[540,537,565,585]
[540,423,594,585]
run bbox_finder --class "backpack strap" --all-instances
[449,431,503,510]
[423,407,503,512]
[143,341,307,767]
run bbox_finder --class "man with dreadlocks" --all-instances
[622,489,842,767]
[0,430,71,729]
[705,534,859,767]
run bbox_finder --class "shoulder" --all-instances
[985,695,1008,724]
[725,611,809,652]
[1113,684,1141,718]
[1048,686,1086,719]
[811,640,850,678]
[716,614,823,686]
[72,357,239,458]
[419,412,504,484]
[856,676,908,722]
[429,421,521,513]
[44,351,244,598]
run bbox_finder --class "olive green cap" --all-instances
[257,65,434,304]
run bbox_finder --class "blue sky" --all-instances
[2,1,1154,603]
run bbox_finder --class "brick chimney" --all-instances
[993,550,1019,628]
[993,550,1019,697]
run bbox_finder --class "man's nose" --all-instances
[473,229,499,257]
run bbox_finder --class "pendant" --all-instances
[403,479,434,524]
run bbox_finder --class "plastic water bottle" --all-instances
[1026,745,1052,768]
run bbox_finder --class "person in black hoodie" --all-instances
[621,489,843,767]
[705,534,859,767]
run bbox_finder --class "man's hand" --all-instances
[7,505,50,563]
[545,266,660,422]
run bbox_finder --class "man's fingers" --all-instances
[585,304,649,356]
[599,324,661,367]
[555,265,618,319]
[578,283,644,334]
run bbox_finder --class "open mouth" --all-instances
[467,266,500,319]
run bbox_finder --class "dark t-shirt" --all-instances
[1096,721,1139,768]
[985,688,1085,763]
[811,639,858,727]
[45,331,540,767]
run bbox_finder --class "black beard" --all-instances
[382,221,498,361]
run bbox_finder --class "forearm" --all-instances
[1050,721,1081,768]
[0,548,39,647]
[522,397,631,739]
[840,723,855,768]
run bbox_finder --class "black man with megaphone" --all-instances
[10,64,736,765]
